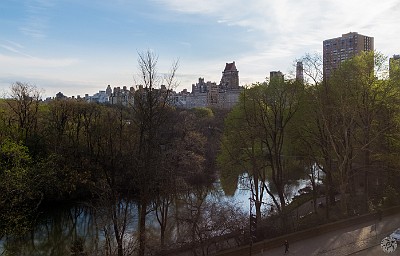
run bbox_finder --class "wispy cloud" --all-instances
[0,54,79,68]
[156,0,400,83]
[0,41,33,58]
[2,0,399,96]
[4,40,25,49]
[0,44,23,55]
[178,41,191,48]
[19,0,54,38]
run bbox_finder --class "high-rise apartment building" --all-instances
[323,32,374,79]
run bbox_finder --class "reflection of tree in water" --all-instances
[1,204,98,256]
[0,185,263,256]
[95,199,138,256]
[170,186,246,256]
[233,173,310,211]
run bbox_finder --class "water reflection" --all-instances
[0,204,99,256]
[215,173,311,215]
[0,172,316,255]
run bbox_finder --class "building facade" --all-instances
[296,61,304,83]
[270,71,284,82]
[108,85,135,106]
[59,62,242,109]
[186,62,242,109]
[220,62,239,90]
[323,32,374,79]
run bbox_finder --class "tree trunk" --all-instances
[138,198,147,256]
[112,208,124,256]
[160,200,168,250]
[324,160,335,220]
[252,172,262,227]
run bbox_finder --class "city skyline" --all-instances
[1,0,400,98]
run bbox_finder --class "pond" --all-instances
[0,173,314,255]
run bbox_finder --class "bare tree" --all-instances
[297,53,323,85]
[131,50,179,256]
[6,82,42,143]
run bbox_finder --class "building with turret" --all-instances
[220,62,239,90]
[185,62,243,109]
[60,62,242,109]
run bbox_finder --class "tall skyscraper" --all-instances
[323,32,374,79]
[296,61,304,83]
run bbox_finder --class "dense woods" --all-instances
[0,53,235,255]
[218,51,400,235]
[2,51,400,255]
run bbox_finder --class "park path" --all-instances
[254,211,400,256]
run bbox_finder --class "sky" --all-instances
[1,0,400,98]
